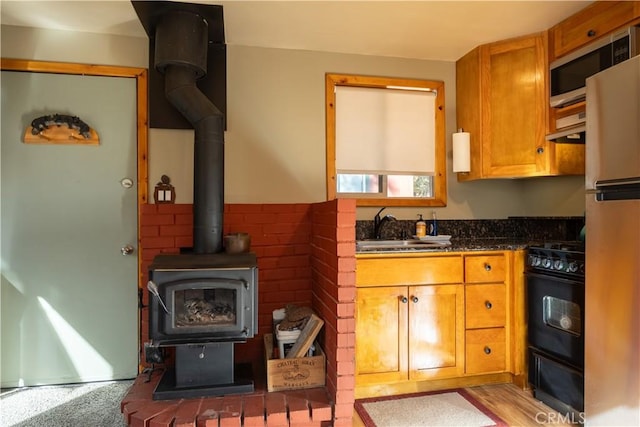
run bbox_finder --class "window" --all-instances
[326,73,447,207]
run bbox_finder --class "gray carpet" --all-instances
[0,379,134,427]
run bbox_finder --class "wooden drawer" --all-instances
[550,1,639,59]
[464,254,506,283]
[465,328,506,374]
[357,256,463,287]
[465,284,506,329]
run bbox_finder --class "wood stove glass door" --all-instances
[1,71,139,387]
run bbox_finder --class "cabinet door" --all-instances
[550,1,639,59]
[408,284,465,380]
[481,34,549,177]
[355,286,408,385]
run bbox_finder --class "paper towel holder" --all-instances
[453,128,471,173]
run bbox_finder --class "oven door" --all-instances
[526,271,585,368]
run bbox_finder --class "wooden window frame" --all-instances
[325,73,447,207]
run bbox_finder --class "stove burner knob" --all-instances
[542,258,552,269]
[568,262,579,273]
[554,260,565,271]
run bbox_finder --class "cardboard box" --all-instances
[264,333,325,392]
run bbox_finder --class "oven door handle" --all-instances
[163,277,250,289]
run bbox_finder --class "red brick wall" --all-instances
[139,203,314,364]
[138,201,356,424]
[310,199,356,427]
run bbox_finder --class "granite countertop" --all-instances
[356,238,533,254]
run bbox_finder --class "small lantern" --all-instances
[154,175,176,204]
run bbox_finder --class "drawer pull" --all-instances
[412,296,419,303]
[485,300,492,309]
[484,263,492,271]
[401,296,408,304]
[484,346,492,355]
[587,29,596,37]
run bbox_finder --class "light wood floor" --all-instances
[353,383,578,426]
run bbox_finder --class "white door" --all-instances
[1,70,138,386]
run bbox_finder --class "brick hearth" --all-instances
[121,369,333,427]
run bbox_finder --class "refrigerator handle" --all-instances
[595,178,640,188]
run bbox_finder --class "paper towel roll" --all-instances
[453,131,470,172]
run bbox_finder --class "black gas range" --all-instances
[526,241,585,423]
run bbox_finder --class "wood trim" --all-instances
[324,72,447,207]
[355,372,514,399]
[510,250,528,379]
[325,73,338,201]
[1,57,149,289]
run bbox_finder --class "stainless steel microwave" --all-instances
[550,26,640,108]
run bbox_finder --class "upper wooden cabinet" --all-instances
[549,1,640,60]
[456,32,584,180]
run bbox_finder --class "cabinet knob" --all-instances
[587,29,596,37]
[401,296,408,304]
[484,263,492,271]
[412,296,419,304]
[536,147,544,154]
[485,300,493,309]
[484,346,492,355]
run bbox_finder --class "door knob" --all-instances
[121,244,135,256]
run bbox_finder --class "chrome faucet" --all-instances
[373,207,396,239]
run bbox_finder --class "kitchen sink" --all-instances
[356,239,448,251]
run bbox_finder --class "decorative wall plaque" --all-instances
[24,113,100,145]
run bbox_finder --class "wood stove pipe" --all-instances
[154,10,225,254]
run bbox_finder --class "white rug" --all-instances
[355,389,506,427]
[0,380,133,427]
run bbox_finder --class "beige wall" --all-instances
[1,24,585,220]
[0,25,148,68]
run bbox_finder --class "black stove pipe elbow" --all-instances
[155,10,225,254]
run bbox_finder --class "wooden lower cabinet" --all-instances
[409,284,465,379]
[355,283,464,385]
[355,250,526,394]
[355,286,408,385]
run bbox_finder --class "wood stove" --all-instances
[148,253,258,400]
[134,2,259,400]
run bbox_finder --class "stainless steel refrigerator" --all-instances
[584,54,640,426]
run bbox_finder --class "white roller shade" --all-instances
[335,85,436,175]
